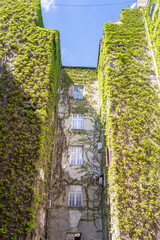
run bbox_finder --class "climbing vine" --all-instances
[145,0,160,76]
[98,8,160,240]
[0,0,60,239]
[49,67,105,238]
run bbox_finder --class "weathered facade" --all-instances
[47,67,106,240]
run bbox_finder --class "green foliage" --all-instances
[98,8,160,239]
[145,0,160,75]
[63,67,98,108]
[0,0,61,239]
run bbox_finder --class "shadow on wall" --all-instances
[0,64,42,239]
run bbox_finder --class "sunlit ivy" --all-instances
[98,8,160,240]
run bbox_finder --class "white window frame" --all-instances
[70,146,83,165]
[67,233,82,240]
[68,185,82,207]
[73,86,83,99]
[72,114,83,129]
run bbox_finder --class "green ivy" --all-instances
[98,8,160,240]
[0,0,61,239]
[52,67,104,236]
[145,0,160,76]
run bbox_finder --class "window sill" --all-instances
[70,164,83,167]
[72,129,87,134]
[68,206,83,210]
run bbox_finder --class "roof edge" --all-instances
[62,66,97,69]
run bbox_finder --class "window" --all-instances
[70,146,83,165]
[67,233,82,240]
[68,185,82,207]
[21,100,39,114]
[73,86,83,99]
[72,114,83,129]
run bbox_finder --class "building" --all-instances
[137,0,148,7]
[0,1,61,239]
[98,1,160,239]
[0,0,160,240]
[47,67,107,240]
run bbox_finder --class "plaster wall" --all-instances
[47,68,104,240]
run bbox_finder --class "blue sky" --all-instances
[41,0,136,67]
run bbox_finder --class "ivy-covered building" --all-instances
[0,0,160,240]
[98,0,160,239]
[0,0,60,239]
